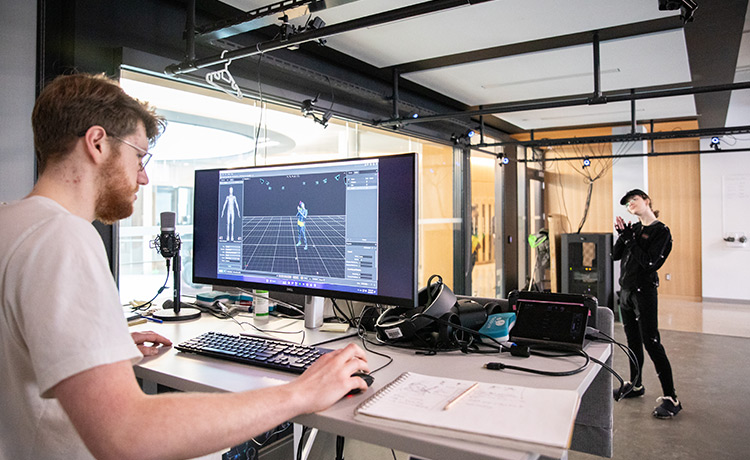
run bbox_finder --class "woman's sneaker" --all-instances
[653,396,682,418]
[614,381,645,400]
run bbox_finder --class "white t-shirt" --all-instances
[0,196,142,459]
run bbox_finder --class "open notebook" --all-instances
[354,372,580,450]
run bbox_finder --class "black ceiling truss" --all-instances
[515,147,750,163]
[496,124,750,149]
[165,0,748,151]
[477,124,750,163]
[377,80,750,126]
[392,16,684,74]
[165,0,493,76]
[377,16,750,130]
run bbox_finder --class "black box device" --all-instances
[509,299,590,350]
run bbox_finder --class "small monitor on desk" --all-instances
[192,153,418,309]
[510,299,589,350]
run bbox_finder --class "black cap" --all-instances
[620,189,649,205]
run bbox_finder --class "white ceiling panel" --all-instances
[213,0,746,131]
[403,29,691,106]
[499,95,697,131]
[319,0,679,68]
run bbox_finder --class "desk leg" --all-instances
[140,378,158,395]
[293,424,318,460]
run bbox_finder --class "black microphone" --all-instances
[158,211,179,259]
[151,211,201,322]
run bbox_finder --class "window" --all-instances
[118,70,454,304]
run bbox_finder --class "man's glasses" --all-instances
[110,135,152,171]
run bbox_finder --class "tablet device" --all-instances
[509,299,589,350]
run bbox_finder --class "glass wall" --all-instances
[469,151,497,297]
[118,70,454,304]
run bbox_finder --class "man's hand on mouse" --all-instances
[289,343,369,413]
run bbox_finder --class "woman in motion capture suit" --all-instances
[612,188,681,419]
[296,201,308,250]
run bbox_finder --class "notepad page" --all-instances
[355,372,580,449]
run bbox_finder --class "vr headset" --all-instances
[375,277,459,345]
[374,277,508,348]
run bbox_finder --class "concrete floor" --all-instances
[568,326,750,460]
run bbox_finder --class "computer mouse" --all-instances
[346,372,374,396]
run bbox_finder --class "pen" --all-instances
[443,382,479,410]
[141,315,163,324]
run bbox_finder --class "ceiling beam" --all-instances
[166,0,496,76]
[684,0,749,128]
[376,80,750,127]
[486,124,750,148]
[515,147,750,162]
[395,16,685,74]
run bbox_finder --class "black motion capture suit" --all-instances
[612,220,676,398]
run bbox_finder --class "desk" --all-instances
[131,313,611,460]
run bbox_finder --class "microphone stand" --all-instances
[152,234,201,322]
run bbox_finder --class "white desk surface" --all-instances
[130,311,611,460]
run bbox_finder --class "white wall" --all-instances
[700,145,750,301]
[700,14,750,302]
[0,0,36,202]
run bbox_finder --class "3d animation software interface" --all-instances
[216,160,379,295]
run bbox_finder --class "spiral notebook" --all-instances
[354,372,580,449]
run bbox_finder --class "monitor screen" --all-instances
[509,299,589,350]
[192,153,418,307]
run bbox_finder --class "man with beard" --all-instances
[0,73,369,459]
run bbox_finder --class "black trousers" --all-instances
[620,287,676,398]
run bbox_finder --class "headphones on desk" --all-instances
[375,275,459,346]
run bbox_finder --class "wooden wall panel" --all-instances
[649,132,702,298]
[515,122,702,298]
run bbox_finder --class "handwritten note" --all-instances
[355,372,580,449]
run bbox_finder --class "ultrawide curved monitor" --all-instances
[192,153,418,307]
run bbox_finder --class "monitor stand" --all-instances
[304,295,325,329]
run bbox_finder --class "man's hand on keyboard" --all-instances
[131,331,172,357]
[290,343,369,413]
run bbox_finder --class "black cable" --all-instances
[411,312,509,353]
[588,329,640,400]
[356,305,394,374]
[130,259,171,311]
[590,355,625,399]
[346,300,356,323]
[485,347,590,377]
[232,319,306,344]
[253,51,265,166]
[331,298,355,327]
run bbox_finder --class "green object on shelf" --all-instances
[528,233,547,249]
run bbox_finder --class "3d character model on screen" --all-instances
[221,187,241,241]
[296,201,308,250]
